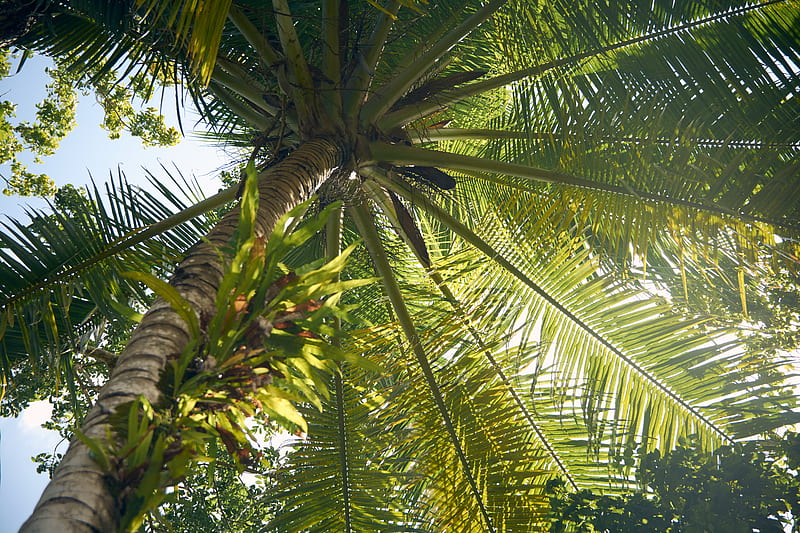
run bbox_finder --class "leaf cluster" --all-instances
[547,433,800,533]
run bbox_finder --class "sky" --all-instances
[0,402,61,533]
[0,54,231,532]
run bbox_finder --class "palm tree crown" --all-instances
[2,0,799,531]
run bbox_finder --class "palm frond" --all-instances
[369,170,798,473]
[0,166,227,382]
[268,367,427,532]
[133,0,231,83]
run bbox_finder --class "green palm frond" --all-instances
[268,368,427,532]
[356,169,797,481]
[328,318,556,532]
[20,4,176,83]
[18,0,230,85]
[375,0,800,280]
[133,0,231,83]
[430,192,797,460]
[0,166,229,382]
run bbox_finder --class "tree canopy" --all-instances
[0,1,798,531]
[547,433,800,533]
[0,48,180,197]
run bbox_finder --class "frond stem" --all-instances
[227,4,282,67]
[212,62,278,115]
[410,128,800,150]
[207,82,273,130]
[343,0,400,118]
[326,205,352,532]
[367,142,800,231]
[272,0,315,96]
[360,0,506,123]
[348,201,497,532]
[321,0,344,117]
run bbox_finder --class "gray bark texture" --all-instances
[20,138,342,533]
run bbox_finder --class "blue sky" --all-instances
[0,402,62,533]
[0,54,231,532]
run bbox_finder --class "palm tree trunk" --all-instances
[20,137,343,533]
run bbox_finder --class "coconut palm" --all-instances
[3,0,799,531]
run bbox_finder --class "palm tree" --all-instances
[2,0,799,531]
